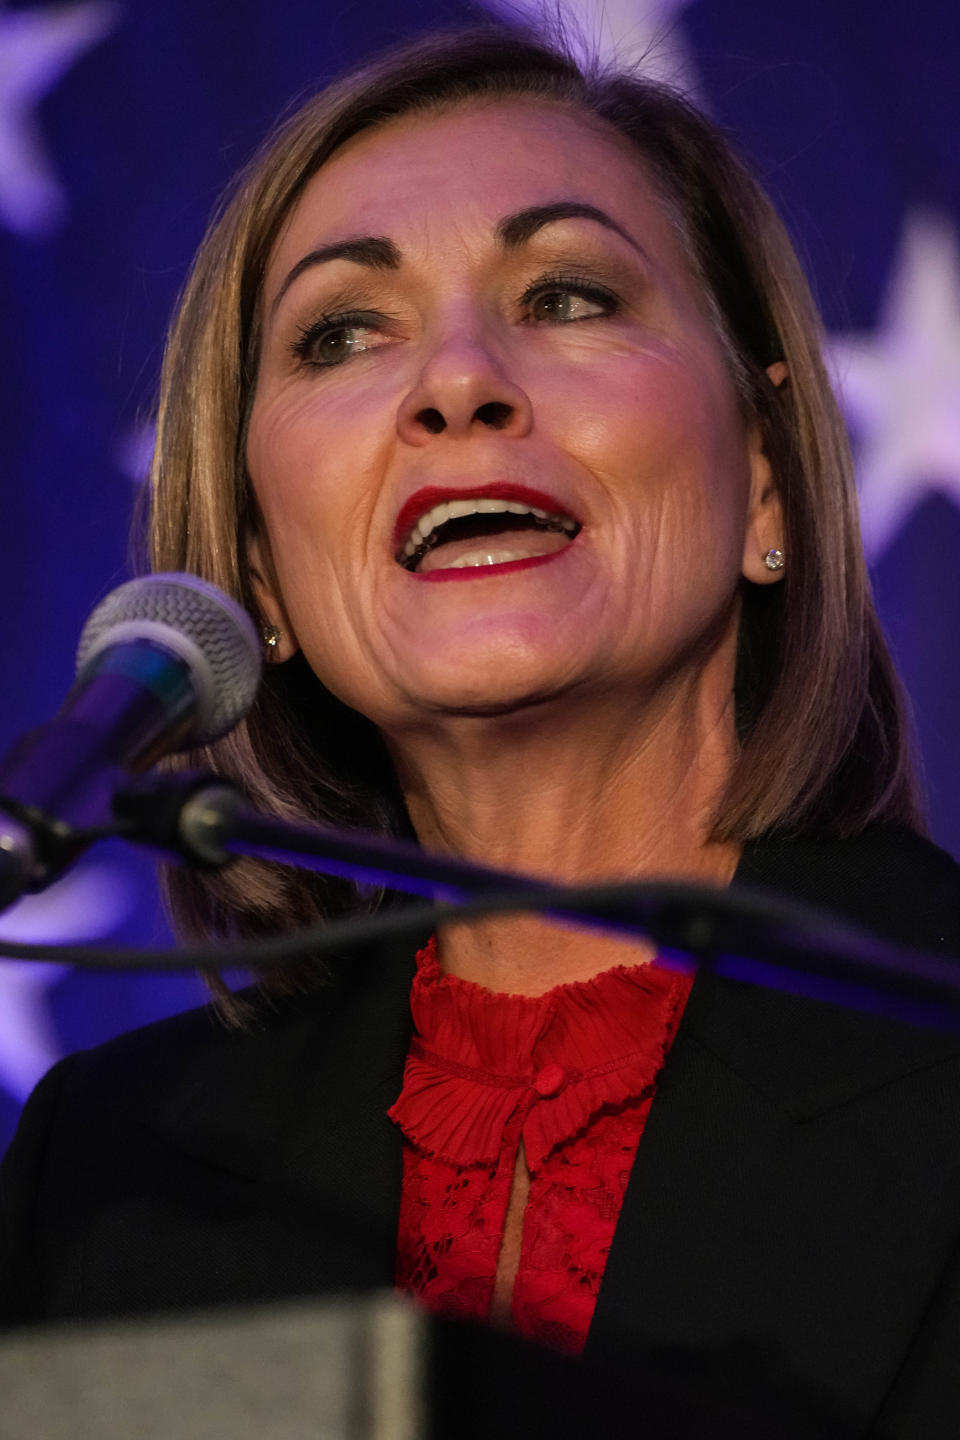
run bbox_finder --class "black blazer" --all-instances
[2,826,960,1437]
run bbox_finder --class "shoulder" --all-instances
[0,980,329,1244]
[1,929,414,1187]
[41,982,319,1120]
[35,928,416,1129]
[0,941,416,1324]
[736,824,960,953]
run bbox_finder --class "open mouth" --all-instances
[395,487,582,575]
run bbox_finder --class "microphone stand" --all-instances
[111,771,960,1034]
[117,772,544,901]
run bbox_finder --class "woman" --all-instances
[2,25,959,1433]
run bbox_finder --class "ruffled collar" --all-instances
[388,938,692,1172]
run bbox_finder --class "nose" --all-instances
[396,327,533,445]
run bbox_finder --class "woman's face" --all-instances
[247,99,781,731]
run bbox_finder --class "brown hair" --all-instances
[146,24,923,988]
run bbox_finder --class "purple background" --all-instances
[0,0,958,1153]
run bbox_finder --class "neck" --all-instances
[385,663,741,995]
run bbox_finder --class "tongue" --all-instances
[418,526,572,573]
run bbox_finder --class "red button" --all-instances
[533,1063,566,1097]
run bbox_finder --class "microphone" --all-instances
[0,574,261,911]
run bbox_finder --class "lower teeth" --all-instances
[446,549,526,569]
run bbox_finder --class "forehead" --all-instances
[266,97,692,287]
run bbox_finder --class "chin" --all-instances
[426,688,565,721]
[403,652,586,721]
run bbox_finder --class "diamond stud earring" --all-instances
[262,624,282,651]
[763,548,785,572]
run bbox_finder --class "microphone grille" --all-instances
[75,573,263,745]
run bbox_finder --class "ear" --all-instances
[741,362,788,585]
[247,525,299,663]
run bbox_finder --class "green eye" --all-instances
[524,274,618,325]
[530,289,607,323]
[312,326,368,363]
[291,311,386,369]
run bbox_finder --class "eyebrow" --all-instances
[496,201,644,256]
[270,200,644,315]
[271,236,401,315]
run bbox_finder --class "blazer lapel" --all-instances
[586,831,960,1419]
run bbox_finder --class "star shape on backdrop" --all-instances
[829,213,960,563]
[481,0,699,94]
[0,858,135,1100]
[0,0,118,236]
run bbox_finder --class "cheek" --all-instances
[536,350,752,647]
[247,390,380,581]
[543,348,751,538]
[245,389,404,707]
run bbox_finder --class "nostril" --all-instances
[475,401,513,429]
[417,407,446,435]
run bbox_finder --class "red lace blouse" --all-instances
[389,938,693,1356]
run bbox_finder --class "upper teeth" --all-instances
[401,498,578,559]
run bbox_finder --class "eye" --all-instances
[290,311,391,369]
[522,273,619,325]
